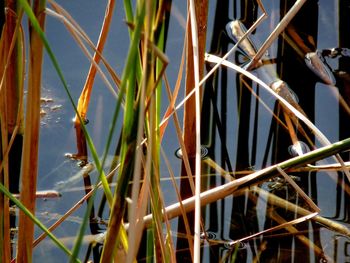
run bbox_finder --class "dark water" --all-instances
[31,0,350,262]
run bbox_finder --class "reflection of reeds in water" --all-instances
[203,0,350,262]
[1,0,350,262]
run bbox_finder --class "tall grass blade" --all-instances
[100,1,146,261]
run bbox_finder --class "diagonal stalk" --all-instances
[133,136,350,229]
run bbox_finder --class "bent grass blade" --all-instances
[205,53,350,183]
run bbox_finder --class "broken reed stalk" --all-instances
[73,0,115,159]
[16,1,46,262]
[132,136,350,229]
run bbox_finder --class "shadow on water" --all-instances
[199,0,350,262]
[12,0,349,262]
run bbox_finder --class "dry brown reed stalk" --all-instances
[187,0,208,259]
[16,1,46,261]
[161,26,196,196]
[182,0,207,161]
[0,4,24,262]
[163,74,195,193]
[13,190,61,199]
[165,74,191,160]
[0,51,11,263]
[159,50,185,140]
[158,9,188,141]
[68,0,115,159]
[162,73,199,258]
[180,3,208,260]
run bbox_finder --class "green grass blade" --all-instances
[100,1,146,261]
[0,183,79,262]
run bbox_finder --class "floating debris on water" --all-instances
[40,97,54,103]
[13,190,62,199]
[305,51,336,85]
[50,104,62,111]
[175,145,209,159]
[40,109,47,117]
[39,89,64,126]
[288,141,310,157]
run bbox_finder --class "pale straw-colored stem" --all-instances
[126,136,350,229]
[188,0,201,261]
[247,0,307,70]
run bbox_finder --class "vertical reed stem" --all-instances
[17,1,46,262]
